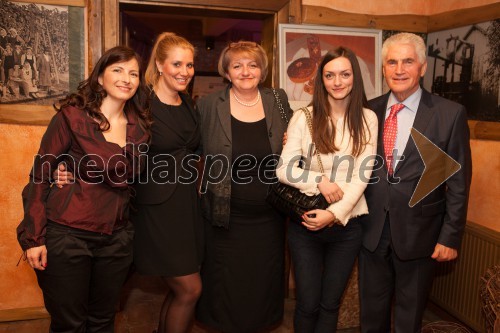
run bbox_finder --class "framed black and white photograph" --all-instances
[278,23,382,110]
[0,0,85,125]
[424,19,500,122]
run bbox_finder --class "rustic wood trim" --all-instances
[302,3,500,34]
[120,0,276,14]
[288,0,301,24]
[274,3,290,88]
[87,0,103,70]
[466,220,500,243]
[261,14,276,89]
[13,0,85,6]
[469,120,500,141]
[0,105,56,126]
[428,3,500,32]
[103,0,120,50]
[302,5,428,32]
[0,307,49,322]
[120,0,287,12]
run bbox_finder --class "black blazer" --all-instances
[133,92,201,205]
[361,89,472,260]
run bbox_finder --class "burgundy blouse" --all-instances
[17,106,149,251]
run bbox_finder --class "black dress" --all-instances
[196,116,285,332]
[132,96,203,277]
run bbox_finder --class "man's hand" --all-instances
[431,243,458,262]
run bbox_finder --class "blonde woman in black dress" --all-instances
[133,32,203,333]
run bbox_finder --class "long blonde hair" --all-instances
[145,32,195,90]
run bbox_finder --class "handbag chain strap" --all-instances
[272,88,289,124]
[301,107,325,174]
[270,89,324,174]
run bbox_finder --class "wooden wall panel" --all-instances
[301,2,500,34]
[13,0,84,6]
[428,2,500,32]
[302,5,428,32]
[273,2,291,87]
[87,0,102,70]
[144,0,288,12]
[288,0,302,24]
[302,0,498,16]
[103,0,119,50]
[262,14,277,89]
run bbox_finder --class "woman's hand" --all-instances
[282,132,288,146]
[317,175,344,203]
[53,163,74,188]
[26,245,47,270]
[301,209,337,231]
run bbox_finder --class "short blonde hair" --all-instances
[145,32,195,89]
[218,41,268,82]
[382,32,427,64]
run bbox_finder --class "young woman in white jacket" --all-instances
[276,47,378,333]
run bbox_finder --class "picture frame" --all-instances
[0,0,85,125]
[279,23,382,110]
[424,20,500,123]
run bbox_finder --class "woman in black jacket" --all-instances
[196,41,293,332]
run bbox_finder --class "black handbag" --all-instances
[267,181,329,223]
[266,93,329,222]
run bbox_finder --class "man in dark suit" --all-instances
[359,32,472,333]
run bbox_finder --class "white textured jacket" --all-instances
[276,106,378,225]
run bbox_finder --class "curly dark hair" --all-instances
[55,46,152,135]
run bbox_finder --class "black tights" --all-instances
[157,272,202,333]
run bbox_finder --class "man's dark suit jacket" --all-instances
[361,89,472,260]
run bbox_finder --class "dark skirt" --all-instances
[196,198,285,332]
[132,183,204,277]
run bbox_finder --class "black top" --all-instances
[230,115,273,203]
[133,93,201,205]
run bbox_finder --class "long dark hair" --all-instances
[55,46,152,134]
[311,47,370,157]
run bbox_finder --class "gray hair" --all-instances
[381,32,427,64]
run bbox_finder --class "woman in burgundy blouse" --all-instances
[17,46,152,333]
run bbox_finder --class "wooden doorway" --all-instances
[94,0,291,87]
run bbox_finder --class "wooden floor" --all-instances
[0,273,470,333]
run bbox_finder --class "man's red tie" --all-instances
[383,103,405,175]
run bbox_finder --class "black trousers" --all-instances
[36,221,134,333]
[359,216,436,333]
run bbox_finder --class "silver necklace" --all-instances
[233,90,261,107]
